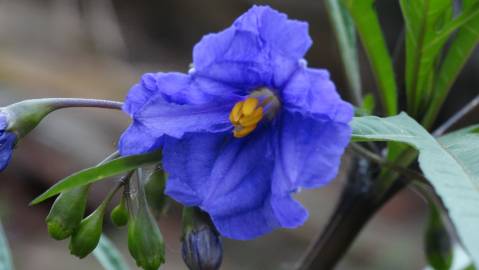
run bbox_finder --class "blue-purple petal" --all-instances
[123,73,157,116]
[120,72,242,153]
[193,5,312,89]
[271,195,308,228]
[272,111,351,195]
[118,121,163,156]
[281,67,354,122]
[125,72,242,112]
[135,95,233,139]
[210,201,278,240]
[153,72,241,105]
[193,26,272,88]
[164,129,306,240]
[256,6,312,59]
[163,132,226,206]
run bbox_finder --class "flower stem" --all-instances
[4,98,123,138]
[44,98,123,111]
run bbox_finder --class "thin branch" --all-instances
[433,94,479,136]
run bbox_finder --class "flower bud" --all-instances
[181,207,223,270]
[110,195,128,227]
[69,203,106,258]
[46,185,89,240]
[144,169,168,215]
[126,174,165,270]
[0,98,121,172]
[3,100,56,139]
[0,99,58,171]
[69,182,124,258]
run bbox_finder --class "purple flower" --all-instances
[0,113,17,171]
[119,5,353,239]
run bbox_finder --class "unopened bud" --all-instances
[110,195,128,227]
[0,99,66,171]
[182,207,222,270]
[126,174,165,270]
[3,100,56,139]
[46,185,90,240]
[68,182,122,258]
[0,98,121,172]
[69,204,106,258]
[144,169,168,215]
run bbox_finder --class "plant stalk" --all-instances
[46,98,123,110]
[297,189,378,269]
[297,151,414,270]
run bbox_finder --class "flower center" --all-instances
[229,87,280,138]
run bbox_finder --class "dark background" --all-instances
[0,0,477,269]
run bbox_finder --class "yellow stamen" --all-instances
[239,107,263,127]
[233,124,257,138]
[242,98,259,116]
[229,101,244,124]
[229,89,280,139]
[229,98,264,138]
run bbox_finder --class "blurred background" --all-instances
[0,0,477,269]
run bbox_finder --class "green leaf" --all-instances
[342,0,398,116]
[359,94,376,115]
[423,1,479,128]
[399,0,451,115]
[352,114,479,266]
[400,0,479,120]
[0,222,13,270]
[30,151,162,205]
[93,235,130,270]
[325,0,362,105]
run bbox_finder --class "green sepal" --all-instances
[45,185,89,240]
